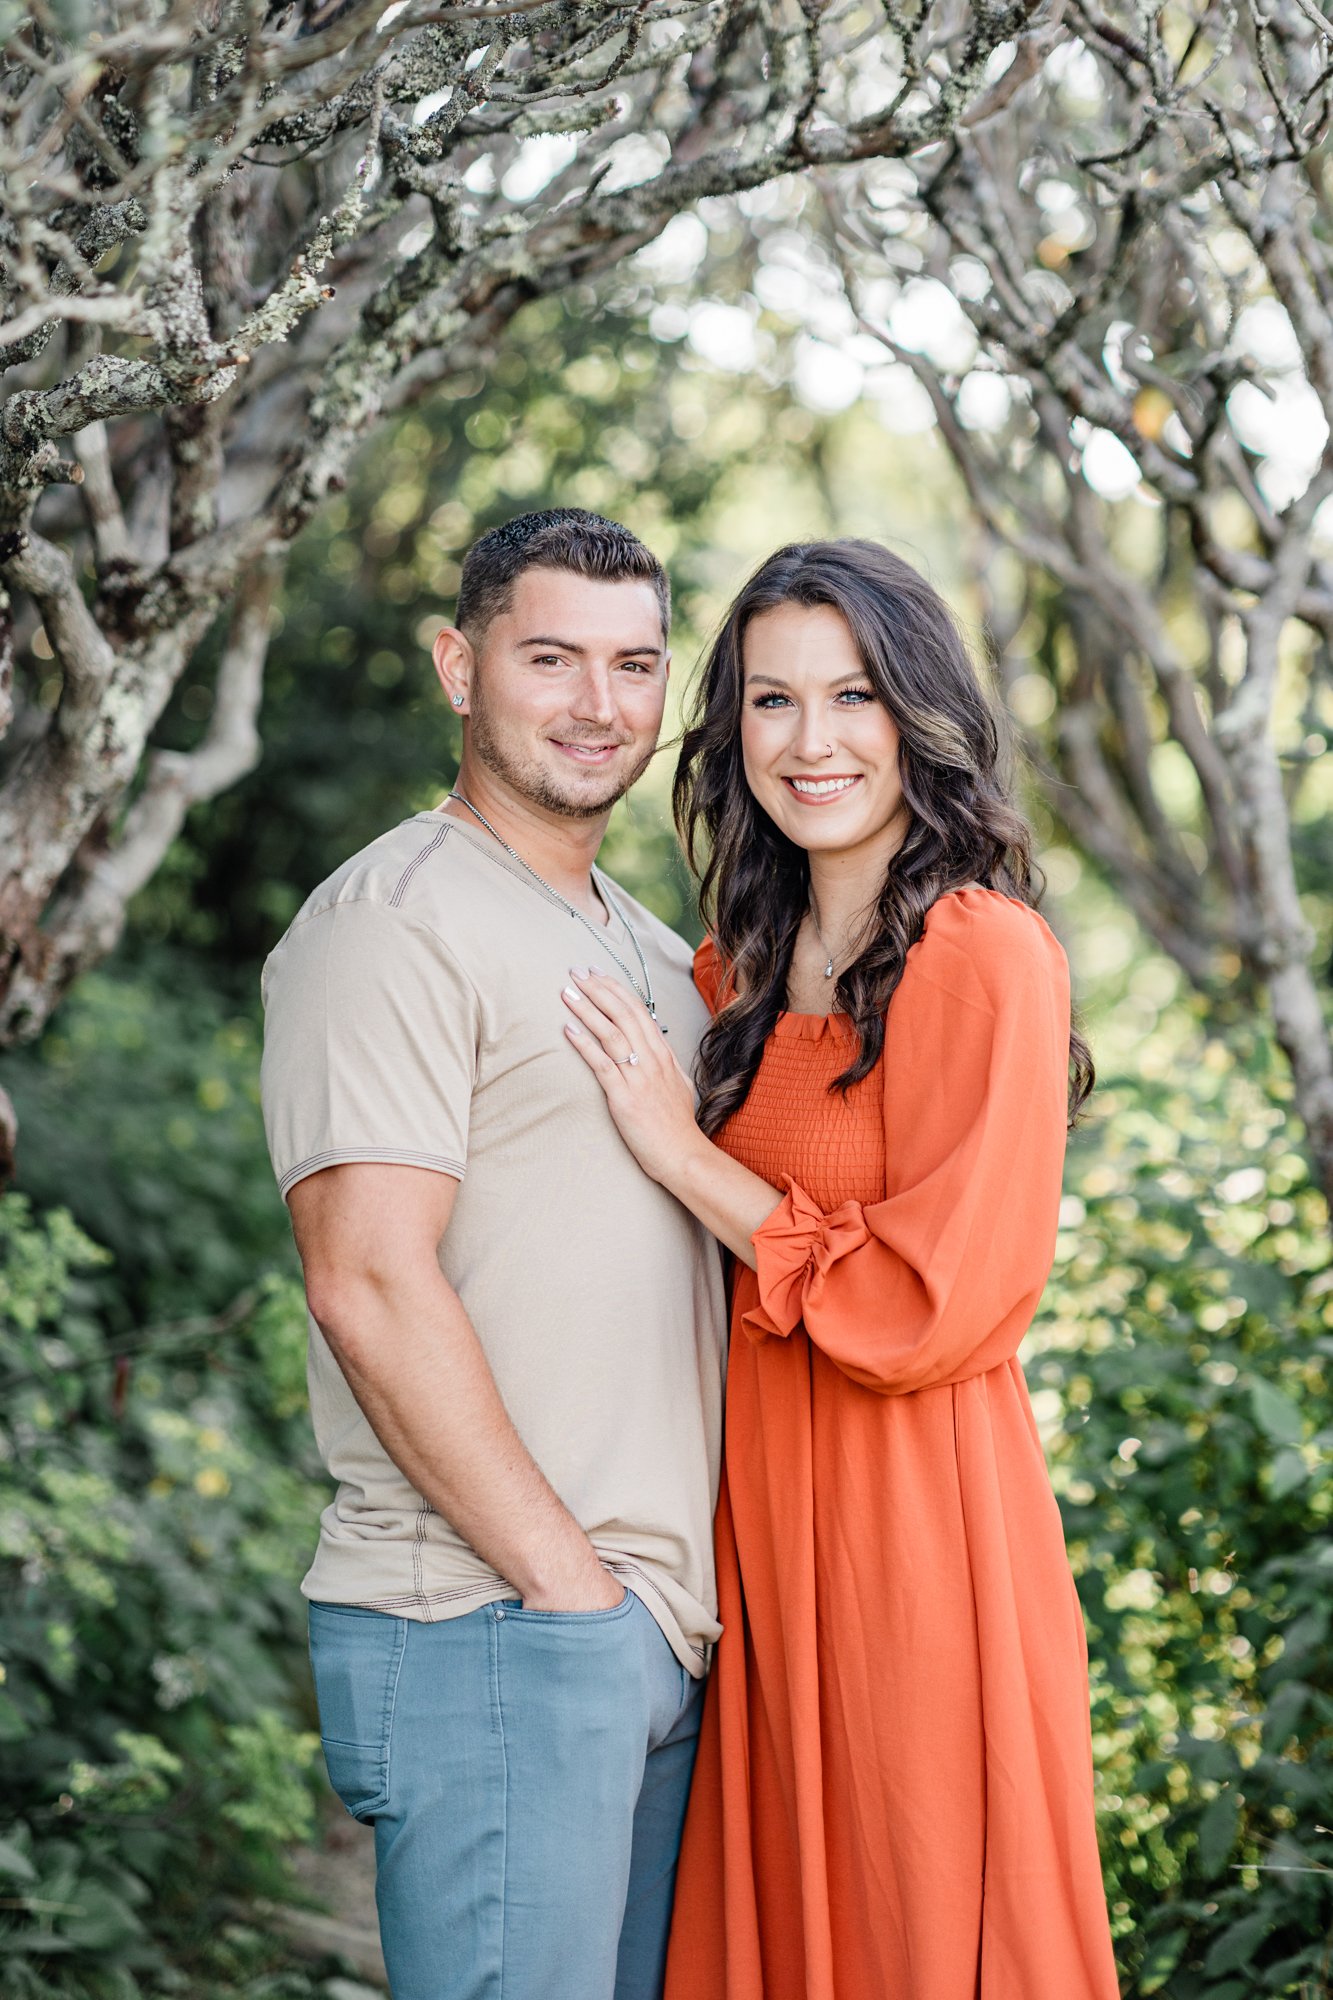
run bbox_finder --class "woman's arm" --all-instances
[565,896,1072,1399]
[561,968,781,1264]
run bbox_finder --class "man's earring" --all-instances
[451,693,465,709]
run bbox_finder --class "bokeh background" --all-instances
[3,214,1331,1998]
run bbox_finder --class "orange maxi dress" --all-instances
[665,888,1120,2000]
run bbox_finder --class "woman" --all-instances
[560,539,1120,2000]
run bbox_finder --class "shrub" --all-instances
[0,1195,327,1996]
[1038,1008,1333,1999]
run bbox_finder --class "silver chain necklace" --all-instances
[445,793,664,1032]
[807,895,838,979]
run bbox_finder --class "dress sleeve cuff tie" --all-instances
[742,1177,870,1344]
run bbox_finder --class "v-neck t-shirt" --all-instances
[260,812,727,1673]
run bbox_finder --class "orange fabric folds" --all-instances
[666,891,1120,2000]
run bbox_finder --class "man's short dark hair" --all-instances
[456,509,670,645]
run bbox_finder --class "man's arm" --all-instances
[287,1161,623,1612]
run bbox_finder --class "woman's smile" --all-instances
[781,774,863,801]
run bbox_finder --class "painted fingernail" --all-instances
[566,1021,583,1035]
[570,965,590,978]
[589,964,605,976]
[562,985,579,1001]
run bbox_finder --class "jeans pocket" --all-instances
[504,1587,635,1627]
[308,1602,408,1823]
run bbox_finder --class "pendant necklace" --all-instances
[445,792,666,1032]
[808,898,838,979]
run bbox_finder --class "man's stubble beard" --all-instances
[467,693,657,821]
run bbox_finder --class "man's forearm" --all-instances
[317,1263,616,1607]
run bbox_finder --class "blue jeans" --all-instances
[307,1590,704,2000]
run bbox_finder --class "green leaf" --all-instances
[0,1836,37,1883]
[0,1689,30,1743]
[1261,1680,1308,1751]
[1203,1910,1275,1977]
[58,1879,145,1952]
[1275,1606,1329,1668]
[1267,1446,1308,1500]
[1139,1926,1189,1993]
[1249,1377,1304,1446]
[0,1930,74,1955]
[1195,1789,1241,1878]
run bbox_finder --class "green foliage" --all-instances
[2,285,1330,1995]
[5,954,295,1325]
[0,1195,328,1995]
[1037,998,1333,1998]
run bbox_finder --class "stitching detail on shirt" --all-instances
[279,1146,466,1196]
[604,1558,709,1661]
[349,1566,708,1660]
[389,821,451,907]
[353,1582,508,1610]
[411,1500,432,1621]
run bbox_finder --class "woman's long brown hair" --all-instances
[673,539,1095,1136]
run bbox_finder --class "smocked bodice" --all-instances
[716,1012,886,1214]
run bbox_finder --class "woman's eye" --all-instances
[837,687,875,705]
[752,692,792,709]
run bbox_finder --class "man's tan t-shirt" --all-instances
[260,812,727,1674]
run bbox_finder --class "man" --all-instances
[260,510,727,2000]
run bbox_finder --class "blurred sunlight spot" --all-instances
[754,261,811,315]
[599,131,670,193]
[1039,846,1083,895]
[1030,1387,1064,1439]
[1102,320,1141,396]
[377,0,407,23]
[687,302,757,373]
[1006,671,1056,726]
[502,135,578,202]
[1043,40,1103,99]
[463,155,495,194]
[1081,922,1136,977]
[634,212,708,282]
[983,40,1016,82]
[1219,1167,1266,1204]
[1059,1195,1087,1228]
[649,302,690,343]
[1235,298,1302,373]
[1229,377,1329,509]
[957,371,1010,431]
[888,277,977,373]
[414,86,452,124]
[950,257,990,303]
[874,365,935,435]
[1079,425,1142,500]
[793,334,862,411]
[1037,179,1078,215]
[1105,1568,1162,1611]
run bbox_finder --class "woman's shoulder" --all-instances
[910,886,1068,1013]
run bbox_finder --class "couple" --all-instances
[260,510,1120,2000]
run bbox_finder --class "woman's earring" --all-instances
[451,693,465,709]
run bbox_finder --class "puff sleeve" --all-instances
[742,898,1071,1396]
